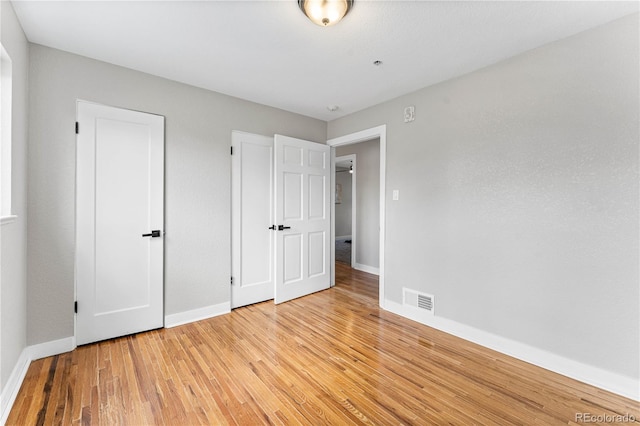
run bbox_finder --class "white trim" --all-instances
[28,336,76,361]
[1,45,13,220]
[328,125,386,308]
[0,348,29,425]
[335,235,352,241]
[384,299,640,401]
[164,302,230,328]
[0,337,76,424]
[330,147,336,287]
[328,125,387,146]
[353,263,380,276]
[0,215,17,226]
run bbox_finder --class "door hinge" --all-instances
[75,122,79,134]
[230,146,233,155]
[231,276,233,285]
[74,301,78,313]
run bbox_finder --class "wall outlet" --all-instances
[392,189,399,200]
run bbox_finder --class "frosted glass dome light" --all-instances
[298,0,354,27]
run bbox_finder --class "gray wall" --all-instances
[337,140,380,269]
[27,44,326,345]
[328,15,639,379]
[0,1,29,389]
[335,166,352,238]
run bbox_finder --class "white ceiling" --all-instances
[11,1,639,121]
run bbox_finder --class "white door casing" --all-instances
[76,101,164,345]
[327,125,387,308]
[231,131,275,308]
[274,135,331,304]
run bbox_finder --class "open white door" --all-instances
[274,135,330,304]
[76,101,164,345]
[231,131,275,308]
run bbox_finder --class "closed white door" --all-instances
[231,131,274,308]
[274,135,330,304]
[76,101,164,345]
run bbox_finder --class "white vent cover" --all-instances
[403,288,434,314]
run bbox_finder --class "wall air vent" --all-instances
[418,294,433,311]
[403,288,434,315]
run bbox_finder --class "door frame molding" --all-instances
[328,125,386,308]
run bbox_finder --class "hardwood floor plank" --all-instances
[7,262,640,425]
[35,356,59,426]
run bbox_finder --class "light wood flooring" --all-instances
[7,263,640,425]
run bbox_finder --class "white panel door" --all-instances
[76,101,164,345]
[231,131,275,308]
[274,135,330,304]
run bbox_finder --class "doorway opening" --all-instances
[335,154,355,267]
[329,125,386,308]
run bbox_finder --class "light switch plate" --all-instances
[393,190,399,200]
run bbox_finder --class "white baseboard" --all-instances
[353,262,379,276]
[164,302,230,328]
[0,336,76,425]
[0,348,30,425]
[384,299,640,401]
[28,336,76,361]
[335,235,352,241]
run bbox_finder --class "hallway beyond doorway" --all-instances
[335,238,351,264]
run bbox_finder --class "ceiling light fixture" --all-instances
[298,0,354,27]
